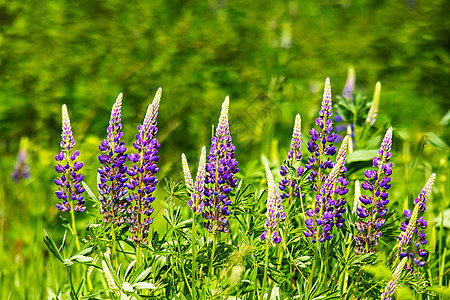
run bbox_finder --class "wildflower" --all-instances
[181,153,194,191]
[203,96,239,234]
[12,142,30,183]
[189,146,207,213]
[305,77,337,191]
[381,256,408,300]
[335,67,355,144]
[334,136,349,229]
[126,88,162,245]
[366,81,381,126]
[279,114,305,203]
[97,93,129,226]
[355,127,393,254]
[397,173,436,271]
[303,157,344,243]
[54,104,86,212]
[261,164,286,244]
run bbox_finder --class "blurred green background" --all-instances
[0,0,449,297]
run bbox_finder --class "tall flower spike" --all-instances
[355,127,393,254]
[261,165,286,244]
[203,96,239,234]
[55,105,86,212]
[304,157,344,243]
[342,66,355,101]
[334,136,350,229]
[279,114,305,203]
[181,153,194,191]
[381,256,408,300]
[335,68,356,144]
[366,81,381,126]
[352,180,361,214]
[397,173,436,272]
[305,77,337,191]
[189,146,207,213]
[126,88,162,245]
[12,139,30,183]
[98,93,129,227]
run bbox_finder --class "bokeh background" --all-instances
[0,0,449,297]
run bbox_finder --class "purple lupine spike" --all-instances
[334,136,349,229]
[203,96,239,234]
[126,88,162,245]
[397,173,436,272]
[335,68,356,144]
[12,145,30,183]
[189,146,207,214]
[261,164,286,244]
[355,127,393,254]
[305,77,337,191]
[381,257,408,300]
[55,105,86,212]
[303,157,344,243]
[342,66,355,102]
[98,93,129,227]
[279,114,305,203]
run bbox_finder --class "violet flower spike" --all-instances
[54,104,86,212]
[97,93,129,227]
[397,173,436,271]
[355,127,393,254]
[126,88,162,245]
[190,146,207,214]
[261,164,286,244]
[381,257,408,300]
[303,157,344,243]
[203,96,239,234]
[12,145,30,183]
[305,77,337,191]
[279,114,305,203]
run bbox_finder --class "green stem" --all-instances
[136,243,142,268]
[112,230,118,270]
[261,240,270,298]
[177,234,192,295]
[68,267,79,300]
[209,234,217,277]
[69,208,80,251]
[192,215,197,299]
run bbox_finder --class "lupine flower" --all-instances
[305,77,337,191]
[12,144,30,183]
[397,173,436,271]
[381,256,408,300]
[181,153,194,191]
[342,66,355,101]
[54,104,86,212]
[335,67,355,144]
[126,88,162,245]
[189,146,207,213]
[355,127,393,254]
[366,81,381,126]
[279,114,305,203]
[334,136,349,229]
[97,93,129,226]
[261,164,286,244]
[203,96,239,234]
[303,157,344,243]
[352,180,361,214]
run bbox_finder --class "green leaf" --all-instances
[133,266,152,283]
[347,150,377,163]
[132,282,157,290]
[122,282,134,293]
[70,254,94,263]
[82,181,101,205]
[425,132,449,150]
[43,230,64,263]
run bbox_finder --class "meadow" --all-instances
[0,1,449,299]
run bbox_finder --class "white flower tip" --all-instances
[199,146,207,165]
[153,87,162,105]
[264,164,274,186]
